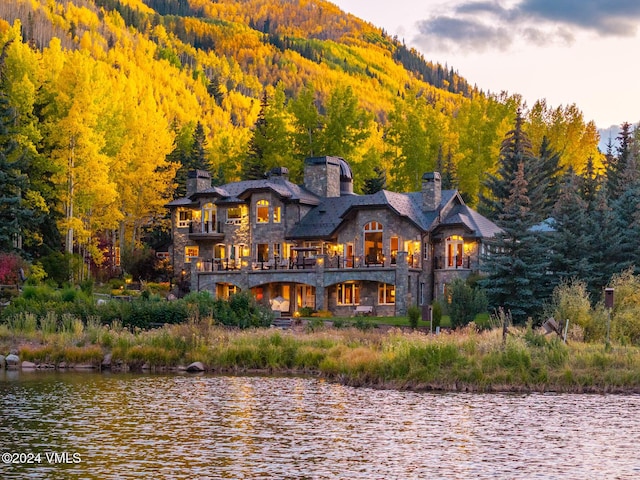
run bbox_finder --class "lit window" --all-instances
[446,235,464,268]
[337,283,360,305]
[185,246,199,263]
[390,236,398,264]
[256,243,269,262]
[227,206,243,224]
[178,210,192,228]
[378,283,395,304]
[256,200,269,223]
[273,206,281,223]
[364,221,383,264]
[201,203,216,233]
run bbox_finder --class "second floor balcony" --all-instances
[188,220,224,240]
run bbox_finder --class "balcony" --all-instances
[188,221,224,241]
[434,256,472,270]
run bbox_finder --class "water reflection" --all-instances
[1,370,640,479]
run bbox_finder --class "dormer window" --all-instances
[256,200,269,223]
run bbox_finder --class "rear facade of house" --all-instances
[166,156,501,317]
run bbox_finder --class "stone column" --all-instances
[395,251,409,315]
[190,259,198,292]
[315,254,327,312]
[240,255,251,292]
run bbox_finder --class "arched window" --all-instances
[201,203,216,233]
[364,221,383,265]
[446,235,464,268]
[256,200,269,223]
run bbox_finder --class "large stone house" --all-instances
[166,156,501,317]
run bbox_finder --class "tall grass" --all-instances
[3,317,640,391]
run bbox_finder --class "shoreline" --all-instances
[6,356,640,395]
[4,322,640,395]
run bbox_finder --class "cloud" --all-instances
[414,0,640,53]
[519,0,640,36]
[417,16,513,52]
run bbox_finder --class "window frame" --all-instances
[256,200,269,224]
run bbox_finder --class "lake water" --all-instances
[1,370,640,479]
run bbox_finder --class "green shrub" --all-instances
[297,306,314,317]
[544,278,599,342]
[407,306,420,329]
[431,301,442,329]
[446,279,487,329]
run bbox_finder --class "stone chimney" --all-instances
[267,166,290,184]
[186,169,211,197]
[421,172,441,211]
[303,156,341,198]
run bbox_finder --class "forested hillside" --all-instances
[0,0,606,280]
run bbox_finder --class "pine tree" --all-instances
[605,122,635,200]
[548,168,593,284]
[173,122,210,198]
[0,92,32,252]
[242,90,269,180]
[528,136,562,221]
[584,183,617,297]
[190,121,210,171]
[243,85,292,180]
[207,76,224,106]
[480,163,550,323]
[436,144,457,190]
[480,110,536,219]
[363,166,386,194]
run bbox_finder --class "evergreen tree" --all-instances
[480,163,550,323]
[362,166,386,194]
[207,76,224,106]
[605,122,635,199]
[0,92,32,252]
[243,85,292,180]
[480,110,536,219]
[548,168,593,284]
[190,121,210,171]
[172,122,210,198]
[610,178,640,274]
[584,183,617,297]
[242,90,269,180]
[528,136,562,220]
[579,156,599,206]
[436,144,457,190]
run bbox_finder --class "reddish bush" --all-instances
[0,252,22,284]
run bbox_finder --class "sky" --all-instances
[331,0,640,130]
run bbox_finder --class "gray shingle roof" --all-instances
[168,178,321,207]
[287,188,469,239]
[439,204,502,238]
[165,197,197,207]
[200,179,320,205]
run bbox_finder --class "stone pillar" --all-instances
[315,254,327,312]
[190,259,198,292]
[395,251,409,316]
[240,256,251,292]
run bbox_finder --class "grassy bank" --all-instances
[3,316,640,393]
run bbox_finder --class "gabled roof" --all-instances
[170,178,320,207]
[437,204,502,238]
[288,188,462,239]
[165,197,197,207]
